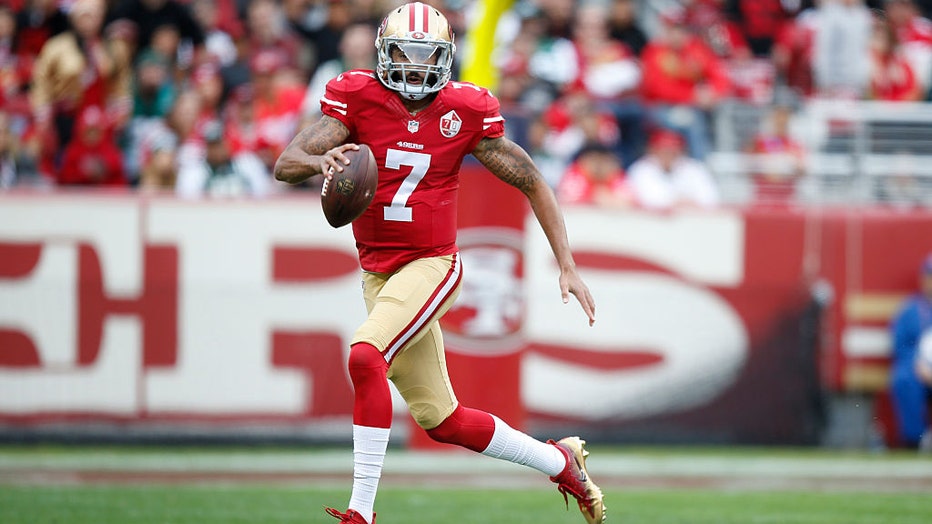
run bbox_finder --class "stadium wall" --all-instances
[1,176,931,446]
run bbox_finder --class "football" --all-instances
[320,144,378,228]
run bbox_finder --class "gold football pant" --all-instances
[351,254,462,430]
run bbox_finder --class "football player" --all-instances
[274,3,603,523]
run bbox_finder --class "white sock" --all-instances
[348,425,390,524]
[480,415,566,477]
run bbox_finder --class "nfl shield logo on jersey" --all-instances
[440,110,461,138]
[407,120,419,133]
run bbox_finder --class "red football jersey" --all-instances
[320,70,505,273]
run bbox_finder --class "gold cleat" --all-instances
[548,436,607,523]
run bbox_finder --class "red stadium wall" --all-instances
[1,183,931,444]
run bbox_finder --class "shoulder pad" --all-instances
[441,81,499,110]
[327,70,379,92]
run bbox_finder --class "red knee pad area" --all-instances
[426,404,496,452]
[348,343,392,428]
[348,342,388,371]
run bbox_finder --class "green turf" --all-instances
[1,445,929,523]
[1,484,930,524]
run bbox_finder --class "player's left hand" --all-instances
[560,267,596,327]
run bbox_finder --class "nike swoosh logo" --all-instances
[575,457,587,482]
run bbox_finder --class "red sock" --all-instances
[426,404,496,452]
[348,342,392,429]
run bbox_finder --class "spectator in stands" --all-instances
[108,0,205,66]
[132,49,176,119]
[206,0,245,41]
[889,253,932,449]
[528,89,621,188]
[627,128,720,210]
[868,15,924,101]
[224,84,260,157]
[569,1,643,168]
[175,119,270,198]
[640,6,731,160]
[772,6,817,97]
[557,142,634,207]
[299,22,376,129]
[245,0,311,81]
[160,90,206,169]
[686,0,777,106]
[0,6,14,69]
[0,110,19,189]
[57,105,127,187]
[13,0,68,60]
[290,0,355,75]
[685,0,752,60]
[123,48,176,182]
[0,109,49,189]
[495,12,545,100]
[744,89,806,205]
[812,0,873,99]
[884,0,932,97]
[191,0,239,68]
[29,0,132,167]
[537,0,576,40]
[523,6,578,104]
[219,31,253,98]
[495,15,545,151]
[103,20,140,123]
[137,131,178,193]
[143,24,182,76]
[724,0,799,57]
[0,5,31,125]
[607,0,648,57]
[191,58,225,122]
[104,18,140,61]
[251,48,305,170]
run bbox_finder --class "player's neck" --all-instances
[400,94,436,115]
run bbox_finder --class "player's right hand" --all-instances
[319,143,360,179]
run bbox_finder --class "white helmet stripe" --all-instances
[411,2,426,32]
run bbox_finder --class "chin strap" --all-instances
[401,92,429,101]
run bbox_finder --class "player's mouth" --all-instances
[406,73,425,85]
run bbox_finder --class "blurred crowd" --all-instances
[1,0,932,206]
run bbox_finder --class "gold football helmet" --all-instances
[375,2,456,100]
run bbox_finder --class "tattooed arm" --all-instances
[273,115,354,185]
[473,136,596,326]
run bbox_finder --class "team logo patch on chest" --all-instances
[440,110,462,138]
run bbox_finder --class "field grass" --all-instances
[2,484,931,524]
[1,446,930,524]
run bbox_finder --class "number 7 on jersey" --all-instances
[383,148,430,222]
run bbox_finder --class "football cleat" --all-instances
[548,436,607,524]
[324,507,375,524]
